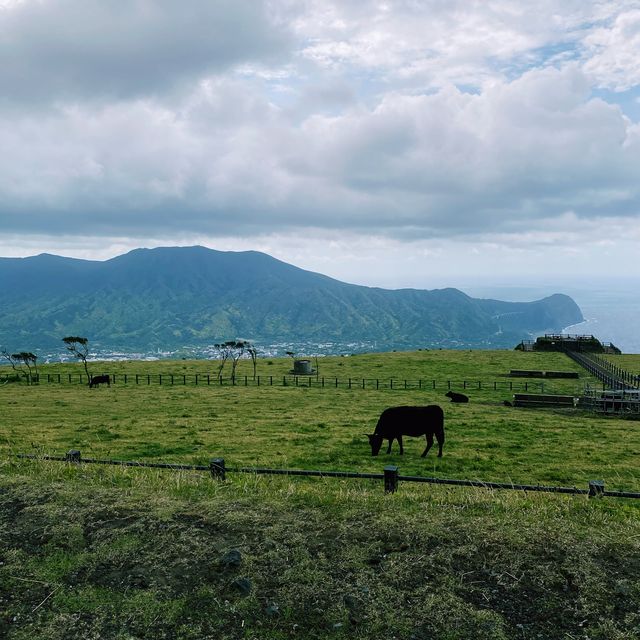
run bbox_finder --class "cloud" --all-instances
[0,0,290,103]
[0,0,639,283]
[583,9,640,91]
[0,64,638,241]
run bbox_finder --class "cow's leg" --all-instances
[421,433,434,458]
[386,438,393,454]
[398,435,404,455]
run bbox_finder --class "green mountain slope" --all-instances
[0,246,584,352]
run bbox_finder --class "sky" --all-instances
[1,0,640,290]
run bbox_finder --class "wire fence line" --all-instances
[16,452,640,499]
[2,371,571,393]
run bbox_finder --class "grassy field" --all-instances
[1,350,638,490]
[2,349,640,639]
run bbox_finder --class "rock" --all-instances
[230,577,252,596]
[343,594,362,611]
[220,549,242,569]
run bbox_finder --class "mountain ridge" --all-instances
[0,246,584,354]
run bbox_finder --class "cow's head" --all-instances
[445,391,454,397]
[366,433,383,456]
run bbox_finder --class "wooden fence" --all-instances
[566,351,640,390]
[16,451,640,499]
[2,372,560,393]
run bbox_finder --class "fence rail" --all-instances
[16,452,640,499]
[566,351,640,390]
[2,372,568,393]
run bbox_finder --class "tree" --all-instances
[1,349,39,384]
[229,340,246,381]
[14,352,38,384]
[247,343,258,380]
[213,340,257,381]
[213,342,233,381]
[62,336,91,380]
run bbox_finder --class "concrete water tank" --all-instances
[292,359,313,375]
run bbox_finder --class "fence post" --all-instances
[66,449,81,463]
[588,480,605,498]
[210,458,226,481]
[384,465,399,494]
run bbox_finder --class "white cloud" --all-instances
[1,64,638,242]
[583,9,640,91]
[0,0,639,282]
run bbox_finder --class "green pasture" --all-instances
[2,349,640,640]
[2,350,639,491]
[603,353,640,374]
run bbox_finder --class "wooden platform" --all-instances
[513,393,576,408]
[510,370,579,379]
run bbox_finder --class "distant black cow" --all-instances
[89,374,110,388]
[366,405,445,458]
[445,390,469,403]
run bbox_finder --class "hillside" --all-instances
[0,246,584,353]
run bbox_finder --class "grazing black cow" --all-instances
[445,390,469,403]
[366,405,445,458]
[89,374,110,388]
[503,400,513,407]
